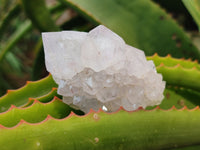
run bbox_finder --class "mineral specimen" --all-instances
[42,25,165,113]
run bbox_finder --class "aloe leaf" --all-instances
[147,53,200,70]
[32,88,60,103]
[0,98,73,127]
[182,0,200,31]
[157,64,200,91]
[0,20,32,62]
[147,87,200,110]
[1,108,200,149]
[0,75,57,112]
[21,0,59,31]
[61,0,200,60]
[23,88,61,107]
[148,54,200,91]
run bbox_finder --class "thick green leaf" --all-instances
[0,98,72,127]
[61,0,200,60]
[23,88,61,107]
[147,53,200,70]
[182,0,200,31]
[148,54,200,91]
[157,64,200,91]
[1,108,200,149]
[147,87,200,110]
[0,75,57,112]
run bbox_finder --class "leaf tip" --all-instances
[26,81,33,84]
[7,90,14,94]
[166,54,171,57]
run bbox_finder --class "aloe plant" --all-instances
[1,0,200,149]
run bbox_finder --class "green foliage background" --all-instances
[0,0,200,149]
[0,0,200,96]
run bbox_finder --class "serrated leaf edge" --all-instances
[0,105,199,129]
[0,96,61,115]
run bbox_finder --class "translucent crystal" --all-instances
[42,25,165,113]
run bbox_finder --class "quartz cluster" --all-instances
[42,25,165,113]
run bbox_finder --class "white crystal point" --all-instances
[42,25,166,113]
[81,25,125,72]
[42,31,87,83]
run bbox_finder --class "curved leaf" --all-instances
[157,64,200,91]
[0,98,72,127]
[182,0,200,31]
[147,53,200,70]
[23,88,61,107]
[61,0,200,60]
[1,108,200,149]
[0,75,57,112]
[147,87,200,110]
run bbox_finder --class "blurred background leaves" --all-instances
[0,0,199,97]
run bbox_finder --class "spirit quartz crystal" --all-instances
[42,25,165,113]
